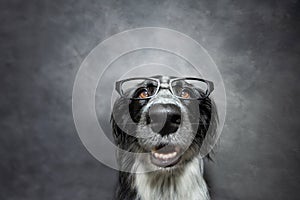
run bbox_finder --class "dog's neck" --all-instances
[134,157,210,200]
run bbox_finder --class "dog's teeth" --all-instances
[153,152,178,160]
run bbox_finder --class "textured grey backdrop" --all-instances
[1,0,299,199]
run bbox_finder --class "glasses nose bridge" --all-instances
[155,81,174,98]
[157,78,174,94]
[160,82,170,89]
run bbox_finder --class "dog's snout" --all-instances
[148,104,181,136]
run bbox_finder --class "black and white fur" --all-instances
[111,75,218,200]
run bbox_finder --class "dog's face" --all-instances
[112,75,216,172]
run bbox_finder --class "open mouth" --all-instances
[150,145,182,168]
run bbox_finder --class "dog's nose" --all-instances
[148,104,181,136]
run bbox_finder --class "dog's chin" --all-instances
[150,145,182,168]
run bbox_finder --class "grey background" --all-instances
[1,0,299,199]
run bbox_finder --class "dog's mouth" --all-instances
[150,145,182,168]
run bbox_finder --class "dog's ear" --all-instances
[110,96,132,148]
[199,97,219,158]
[110,115,124,147]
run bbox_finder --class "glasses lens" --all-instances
[121,79,158,99]
[171,79,209,99]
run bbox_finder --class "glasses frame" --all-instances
[115,77,214,100]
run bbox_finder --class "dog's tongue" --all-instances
[154,145,177,154]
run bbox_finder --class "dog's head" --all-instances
[111,75,217,172]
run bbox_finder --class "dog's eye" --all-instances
[139,89,149,99]
[180,89,191,99]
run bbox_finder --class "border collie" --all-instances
[111,75,218,200]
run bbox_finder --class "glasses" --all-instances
[115,77,214,100]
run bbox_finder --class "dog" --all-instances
[111,75,218,200]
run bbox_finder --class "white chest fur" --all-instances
[134,158,210,200]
